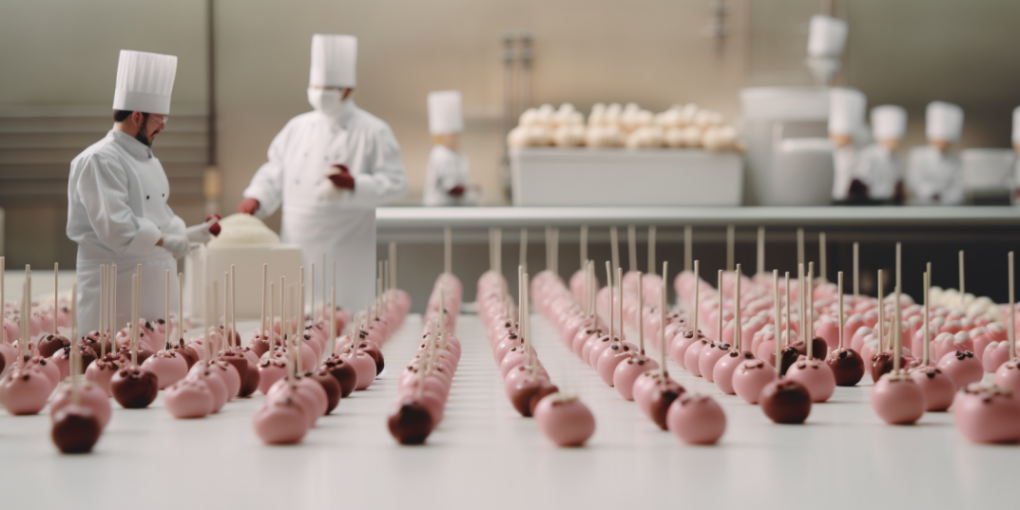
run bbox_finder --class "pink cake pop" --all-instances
[666,393,726,444]
[595,262,629,385]
[669,261,705,368]
[685,269,723,377]
[170,271,198,369]
[983,341,1012,373]
[254,388,309,445]
[953,384,1020,443]
[872,282,925,425]
[699,268,735,382]
[588,263,621,368]
[732,270,780,404]
[936,350,982,388]
[714,264,755,395]
[164,378,214,419]
[993,252,1020,393]
[613,269,659,400]
[0,277,52,415]
[633,262,686,428]
[786,264,836,403]
[909,268,955,412]
[534,393,596,447]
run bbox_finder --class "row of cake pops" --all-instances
[388,272,463,444]
[478,228,597,446]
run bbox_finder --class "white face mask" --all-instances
[308,88,345,117]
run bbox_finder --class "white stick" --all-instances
[53,262,58,336]
[691,260,700,336]
[853,242,860,298]
[773,270,781,375]
[959,250,965,299]
[837,272,845,351]
[1009,252,1015,360]
[165,269,171,349]
[757,226,765,276]
[726,224,735,272]
[684,226,692,273]
[797,228,804,270]
[444,227,452,275]
[717,269,723,344]
[627,225,637,273]
[605,262,614,340]
[637,272,644,354]
[648,226,657,275]
[520,228,529,274]
[0,256,4,345]
[819,232,827,283]
[580,225,588,268]
[661,261,668,376]
[923,268,930,366]
[610,227,619,276]
[734,264,741,352]
[178,272,185,344]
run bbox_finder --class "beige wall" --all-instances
[3,0,1020,265]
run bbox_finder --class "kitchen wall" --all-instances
[2,0,1020,267]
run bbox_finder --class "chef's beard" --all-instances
[134,113,152,147]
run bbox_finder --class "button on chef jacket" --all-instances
[242,100,407,314]
[423,145,472,206]
[67,130,185,333]
[906,146,964,205]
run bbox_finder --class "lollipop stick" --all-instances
[773,270,781,375]
[627,225,637,273]
[797,228,804,270]
[637,273,644,354]
[165,270,171,350]
[726,224,735,272]
[691,260,700,336]
[261,264,268,340]
[617,267,624,342]
[717,269,723,343]
[1008,252,1015,359]
[661,261,668,376]
[580,225,588,269]
[605,262,614,340]
[53,262,58,336]
[959,250,965,299]
[99,265,105,356]
[444,227,452,275]
[610,227,619,276]
[819,232,827,283]
[756,226,765,276]
[853,242,859,298]
[519,228,528,274]
[648,226,656,275]
[785,272,791,349]
[837,272,845,351]
[178,272,185,344]
[923,268,930,366]
[684,226,692,273]
[877,270,885,352]
[734,264,742,352]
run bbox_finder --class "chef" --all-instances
[854,105,907,203]
[423,90,478,206]
[237,34,407,313]
[67,50,217,333]
[829,88,866,202]
[907,101,965,205]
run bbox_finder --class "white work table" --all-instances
[0,312,1012,510]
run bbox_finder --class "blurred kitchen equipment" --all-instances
[961,148,1015,205]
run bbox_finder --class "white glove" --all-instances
[161,235,191,259]
[185,219,216,244]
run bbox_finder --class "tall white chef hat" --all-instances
[428,90,463,135]
[1012,106,1020,145]
[925,101,964,142]
[807,15,848,58]
[871,105,907,141]
[310,34,357,88]
[112,50,177,115]
[828,88,866,136]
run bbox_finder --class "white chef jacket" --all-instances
[831,145,858,201]
[423,144,475,206]
[855,144,901,200]
[67,130,184,333]
[242,101,407,313]
[906,145,964,205]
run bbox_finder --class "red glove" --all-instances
[204,213,222,237]
[328,164,355,190]
[237,198,259,215]
[449,185,465,197]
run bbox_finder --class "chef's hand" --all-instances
[185,215,221,244]
[158,234,191,259]
[448,185,465,197]
[237,198,260,215]
[327,164,355,190]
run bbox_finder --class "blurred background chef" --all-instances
[237,34,407,313]
[907,101,965,205]
[423,90,478,206]
[66,50,217,333]
[855,105,907,204]
[829,88,866,202]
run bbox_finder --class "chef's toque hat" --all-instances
[807,15,848,58]
[112,50,177,115]
[871,105,907,141]
[828,88,866,136]
[925,101,964,142]
[310,34,357,88]
[1012,106,1020,145]
[428,90,463,135]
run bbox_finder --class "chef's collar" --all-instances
[109,130,154,159]
[321,99,356,129]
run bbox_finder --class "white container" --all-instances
[509,148,743,206]
[183,244,304,322]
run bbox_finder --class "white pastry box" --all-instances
[509,148,743,206]
[184,244,303,322]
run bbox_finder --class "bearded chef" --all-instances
[237,34,407,313]
[855,105,907,203]
[423,90,478,206]
[907,101,965,205]
[67,50,218,333]
[829,88,866,202]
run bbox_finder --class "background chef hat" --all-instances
[828,88,866,136]
[807,15,848,58]
[310,34,357,88]
[428,90,463,135]
[112,50,177,115]
[1012,106,1020,145]
[871,105,907,141]
[925,101,964,142]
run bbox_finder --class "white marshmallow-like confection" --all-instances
[553,124,586,147]
[625,125,664,149]
[208,214,280,246]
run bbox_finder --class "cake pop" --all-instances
[993,253,1020,390]
[305,367,342,414]
[613,269,659,400]
[588,263,623,368]
[785,264,836,403]
[596,263,635,385]
[636,262,685,429]
[164,378,215,419]
[171,271,198,368]
[870,270,894,382]
[698,267,735,382]
[666,393,726,444]
[38,264,69,358]
[388,398,434,445]
[508,275,558,416]
[685,269,723,376]
[110,271,159,409]
[759,271,813,424]
[141,273,189,389]
[669,260,704,369]
[953,384,1020,444]
[910,268,955,411]
[733,271,780,405]
[534,393,596,447]
[0,277,53,415]
[871,284,925,425]
[50,287,103,454]
[254,386,309,445]
[714,264,755,395]
[826,272,865,386]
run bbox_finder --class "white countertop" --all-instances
[0,313,1012,509]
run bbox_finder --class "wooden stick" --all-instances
[617,267,625,342]
[610,227,619,276]
[717,269,723,343]
[70,283,79,406]
[853,242,860,298]
[837,272,845,351]
[519,265,526,339]
[310,262,315,329]
[797,228,804,270]
[111,265,117,352]
[819,232,827,283]
[756,226,765,276]
[131,274,138,367]
[691,260,700,336]
[734,264,742,352]
[959,250,966,304]
[661,261,669,376]
[637,271,644,354]
[726,224,735,272]
[493,230,501,278]
[684,226,693,273]
[647,226,657,276]
[269,282,276,351]
[923,267,930,366]
[389,243,398,290]
[1009,252,1015,360]
[53,262,58,336]
[877,270,885,352]
[444,227,452,275]
[178,272,185,345]
[785,272,791,349]
[580,225,588,269]
[321,253,327,318]
[605,262,614,340]
[773,270,781,375]
[520,228,528,274]
[627,225,637,273]
[0,256,4,345]
[896,242,902,297]
[894,284,902,372]
[799,263,808,358]
[99,265,105,356]
[330,259,336,352]
[165,270,171,350]
[261,264,268,340]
